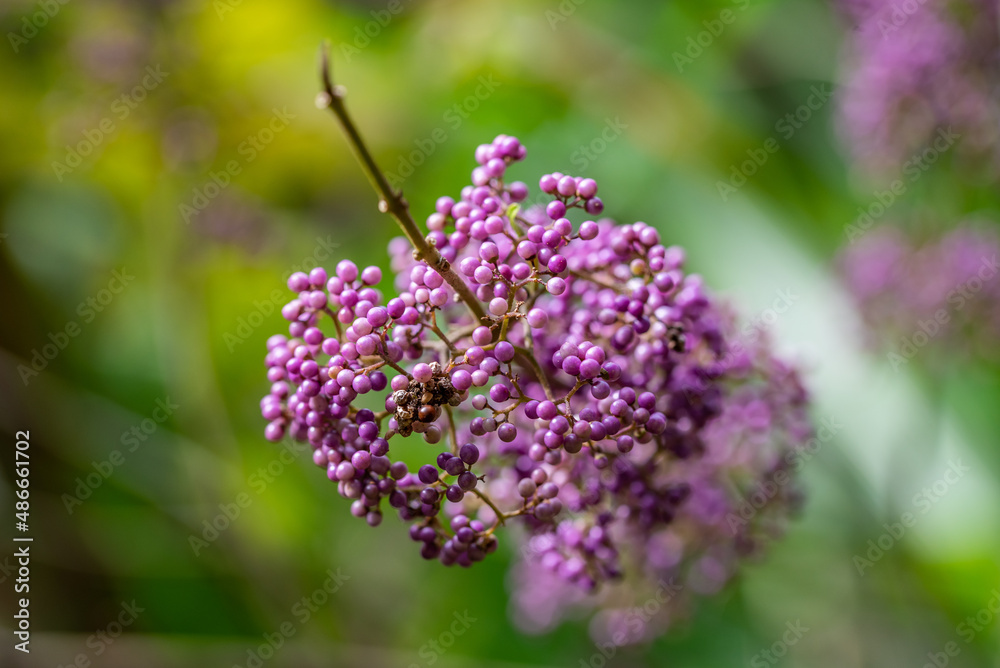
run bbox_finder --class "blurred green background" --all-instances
[1,0,999,666]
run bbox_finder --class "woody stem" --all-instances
[316,43,487,325]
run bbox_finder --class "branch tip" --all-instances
[316,38,489,324]
[319,41,333,92]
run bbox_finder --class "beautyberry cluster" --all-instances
[262,134,813,632]
[836,0,999,175]
[839,223,1000,367]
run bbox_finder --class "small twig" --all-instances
[322,306,343,336]
[427,310,458,355]
[446,322,479,346]
[316,43,487,325]
[472,488,507,526]
[507,373,528,405]
[556,378,587,406]
[568,268,621,292]
[444,405,460,455]
[380,353,411,379]
[513,345,554,401]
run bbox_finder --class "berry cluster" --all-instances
[261,134,812,609]
[836,0,999,175]
[839,223,1000,365]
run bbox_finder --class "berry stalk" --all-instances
[316,43,488,325]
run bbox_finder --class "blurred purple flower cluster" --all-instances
[839,224,1000,364]
[836,0,1000,175]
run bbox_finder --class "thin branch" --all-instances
[557,378,586,406]
[472,488,507,526]
[316,43,487,325]
[444,405,460,456]
[380,353,411,379]
[568,268,621,292]
[427,310,458,355]
[513,345,554,401]
[322,306,343,337]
